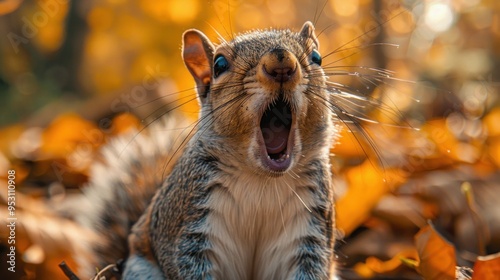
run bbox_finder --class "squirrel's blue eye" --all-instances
[214,55,229,78]
[311,49,322,66]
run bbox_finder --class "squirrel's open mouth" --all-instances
[259,97,294,172]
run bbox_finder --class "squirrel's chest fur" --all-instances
[141,144,334,280]
[204,170,321,279]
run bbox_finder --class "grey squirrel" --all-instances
[76,21,338,279]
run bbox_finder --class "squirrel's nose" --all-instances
[262,48,298,83]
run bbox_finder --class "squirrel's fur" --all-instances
[76,22,339,279]
[73,114,192,277]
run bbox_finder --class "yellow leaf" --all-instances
[415,223,456,280]
[400,257,419,269]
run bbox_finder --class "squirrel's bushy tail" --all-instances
[72,113,192,278]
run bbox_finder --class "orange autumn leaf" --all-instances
[40,113,102,159]
[33,0,69,54]
[483,107,500,138]
[414,223,456,280]
[472,252,500,280]
[354,248,419,278]
[421,118,482,164]
[0,0,23,16]
[336,160,407,236]
[483,105,500,170]
[487,140,500,168]
[111,113,142,135]
[331,123,369,158]
[421,119,458,159]
[0,124,25,157]
[0,162,29,187]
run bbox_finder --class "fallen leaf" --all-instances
[40,113,102,159]
[111,113,142,135]
[0,0,23,16]
[331,123,370,158]
[472,252,500,280]
[487,140,500,168]
[0,124,25,158]
[336,160,407,236]
[415,223,456,280]
[483,108,500,138]
[354,248,419,277]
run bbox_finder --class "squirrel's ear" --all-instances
[182,29,215,102]
[300,21,320,49]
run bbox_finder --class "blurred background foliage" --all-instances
[1,0,496,127]
[0,0,500,279]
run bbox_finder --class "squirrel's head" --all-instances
[182,22,335,176]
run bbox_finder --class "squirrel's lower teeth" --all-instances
[268,153,288,162]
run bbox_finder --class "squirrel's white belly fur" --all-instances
[206,171,320,279]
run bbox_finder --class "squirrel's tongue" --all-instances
[261,122,289,155]
[259,98,292,158]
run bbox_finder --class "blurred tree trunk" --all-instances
[51,0,89,97]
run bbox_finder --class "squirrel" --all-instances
[75,21,339,279]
